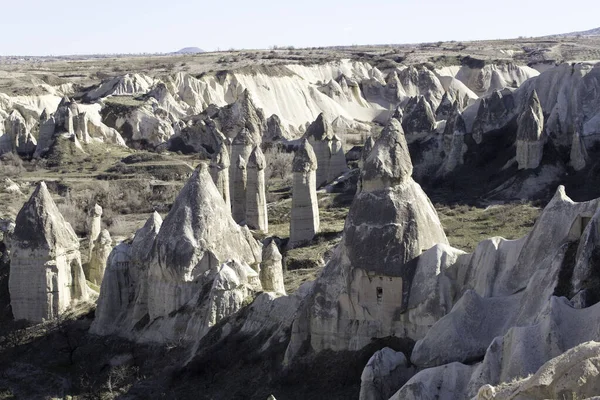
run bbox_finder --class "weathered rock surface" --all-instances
[209,142,231,210]
[402,96,437,135]
[9,182,88,322]
[87,203,103,262]
[304,113,348,188]
[516,90,545,170]
[85,229,112,286]
[289,139,319,247]
[232,154,248,224]
[475,341,600,400]
[359,347,414,400]
[285,118,448,360]
[260,241,285,294]
[246,146,268,233]
[92,164,262,342]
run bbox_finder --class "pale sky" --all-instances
[1,0,599,56]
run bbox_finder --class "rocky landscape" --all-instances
[0,33,600,399]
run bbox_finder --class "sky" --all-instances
[1,0,599,56]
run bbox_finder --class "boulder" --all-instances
[359,348,414,400]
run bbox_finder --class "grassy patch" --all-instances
[435,202,541,252]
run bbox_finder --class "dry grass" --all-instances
[435,202,541,252]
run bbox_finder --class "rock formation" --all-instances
[85,229,112,286]
[92,164,262,342]
[357,136,375,193]
[435,91,455,121]
[209,142,231,210]
[440,103,468,174]
[246,146,268,233]
[265,114,291,142]
[34,109,56,158]
[260,241,285,294]
[384,186,600,399]
[87,203,103,262]
[516,90,545,170]
[217,89,266,141]
[304,113,348,188]
[9,182,88,322]
[285,118,448,361]
[289,139,319,248]
[475,341,600,400]
[402,96,437,135]
[230,127,261,221]
[569,129,588,171]
[360,347,414,400]
[233,155,248,224]
[2,110,36,156]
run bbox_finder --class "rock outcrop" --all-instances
[87,203,103,262]
[9,182,88,322]
[92,164,262,342]
[232,154,248,224]
[260,241,285,294]
[440,103,468,174]
[304,113,348,188]
[289,139,319,248]
[402,96,436,135]
[475,341,600,400]
[246,146,268,233]
[285,118,448,360]
[85,229,112,286]
[359,347,414,400]
[209,142,231,210]
[516,90,545,170]
[385,186,600,399]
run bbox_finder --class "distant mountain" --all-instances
[553,27,600,37]
[174,47,205,54]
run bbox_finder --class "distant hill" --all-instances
[553,27,600,37]
[174,47,205,54]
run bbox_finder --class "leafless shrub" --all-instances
[0,153,25,177]
[264,146,293,182]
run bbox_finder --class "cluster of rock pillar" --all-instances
[210,128,268,233]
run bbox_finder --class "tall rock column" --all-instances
[516,90,545,170]
[246,146,268,233]
[210,143,231,210]
[86,229,112,286]
[260,241,286,294]
[289,140,320,248]
[232,155,248,224]
[9,182,88,322]
[230,127,261,221]
[34,109,56,158]
[87,203,102,262]
[305,113,348,188]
